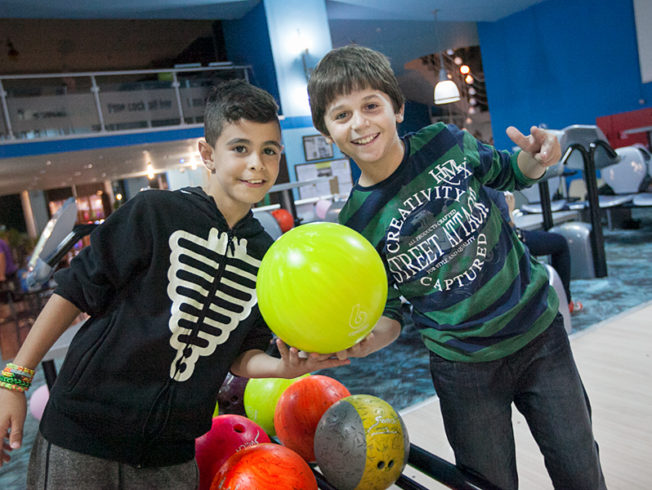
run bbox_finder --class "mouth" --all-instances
[352,133,379,146]
[240,178,266,187]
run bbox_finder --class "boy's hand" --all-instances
[335,331,378,360]
[276,338,350,377]
[503,191,516,214]
[506,125,561,168]
[0,389,27,467]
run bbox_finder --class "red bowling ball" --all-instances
[274,375,350,462]
[195,414,270,490]
[271,208,294,233]
[210,443,317,489]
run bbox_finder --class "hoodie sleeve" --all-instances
[53,192,156,315]
[237,306,273,355]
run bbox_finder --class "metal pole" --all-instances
[538,179,553,231]
[171,72,186,126]
[90,75,106,132]
[0,79,15,139]
[587,141,612,278]
[562,144,608,278]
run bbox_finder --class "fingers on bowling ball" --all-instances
[257,222,387,353]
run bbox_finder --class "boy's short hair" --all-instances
[307,44,405,136]
[204,79,280,146]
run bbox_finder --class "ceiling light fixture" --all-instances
[434,53,461,105]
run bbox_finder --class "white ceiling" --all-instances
[0,135,204,196]
[0,0,548,197]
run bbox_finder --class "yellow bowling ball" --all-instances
[256,222,387,354]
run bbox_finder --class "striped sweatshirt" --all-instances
[338,123,558,362]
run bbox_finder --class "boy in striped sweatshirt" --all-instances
[308,44,605,490]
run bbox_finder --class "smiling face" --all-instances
[199,118,282,227]
[323,87,404,186]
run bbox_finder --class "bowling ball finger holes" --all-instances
[377,460,395,470]
[233,424,245,433]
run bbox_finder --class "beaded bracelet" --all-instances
[0,363,35,392]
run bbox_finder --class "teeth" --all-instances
[248,179,263,184]
[354,134,375,145]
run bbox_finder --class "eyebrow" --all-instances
[226,138,282,149]
[328,93,381,116]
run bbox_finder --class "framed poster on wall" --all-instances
[302,134,334,161]
[294,158,353,199]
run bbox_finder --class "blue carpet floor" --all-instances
[1,207,651,489]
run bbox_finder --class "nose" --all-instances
[351,110,368,131]
[248,153,263,170]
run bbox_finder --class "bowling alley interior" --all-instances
[1,1,651,488]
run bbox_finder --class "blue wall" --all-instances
[478,0,652,151]
[222,3,280,107]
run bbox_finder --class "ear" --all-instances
[396,104,405,124]
[320,132,333,144]
[198,139,216,173]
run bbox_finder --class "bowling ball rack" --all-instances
[310,442,499,490]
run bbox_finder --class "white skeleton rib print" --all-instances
[166,228,260,382]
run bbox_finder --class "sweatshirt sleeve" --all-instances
[53,193,155,315]
[448,124,537,191]
[237,306,273,354]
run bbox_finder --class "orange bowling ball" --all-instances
[274,375,350,462]
[210,443,317,489]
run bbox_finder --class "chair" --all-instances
[601,145,652,208]
[560,125,635,225]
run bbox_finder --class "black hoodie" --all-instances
[40,187,273,467]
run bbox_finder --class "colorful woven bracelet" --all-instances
[0,363,35,392]
[6,363,35,377]
[0,380,29,392]
[1,369,32,384]
[0,374,31,386]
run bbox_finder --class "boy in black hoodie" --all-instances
[0,80,349,488]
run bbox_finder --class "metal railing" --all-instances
[0,63,251,142]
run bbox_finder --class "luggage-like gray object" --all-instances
[549,221,595,279]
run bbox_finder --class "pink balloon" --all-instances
[315,199,331,220]
[29,385,49,421]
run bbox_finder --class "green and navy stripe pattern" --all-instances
[339,123,558,362]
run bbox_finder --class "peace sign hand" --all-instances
[506,125,561,168]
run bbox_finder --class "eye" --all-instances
[263,147,278,156]
[334,111,348,121]
[366,103,379,110]
[232,145,247,154]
